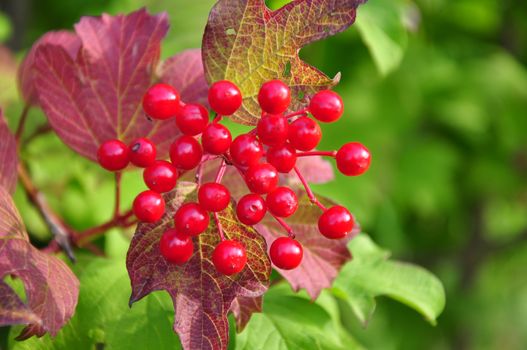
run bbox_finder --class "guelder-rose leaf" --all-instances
[202,0,367,125]
[127,182,270,350]
[160,49,209,107]
[0,187,79,338]
[0,280,41,327]
[0,110,18,194]
[230,295,263,332]
[28,9,178,161]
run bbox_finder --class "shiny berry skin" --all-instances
[336,142,371,176]
[174,203,210,236]
[318,206,354,239]
[143,160,178,193]
[142,83,180,120]
[159,228,193,265]
[270,237,303,270]
[258,80,291,114]
[208,80,242,116]
[309,90,344,123]
[256,114,288,146]
[245,163,278,194]
[230,134,264,167]
[133,190,165,223]
[288,117,321,151]
[97,140,130,171]
[175,103,209,136]
[212,240,247,275]
[236,194,267,225]
[266,187,298,218]
[129,138,156,168]
[198,183,230,212]
[266,143,297,173]
[201,123,232,155]
[169,136,203,170]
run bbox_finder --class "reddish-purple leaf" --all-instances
[0,280,41,327]
[18,31,81,105]
[0,110,18,194]
[230,295,262,332]
[0,187,79,339]
[26,9,181,161]
[160,49,209,107]
[127,182,270,350]
[202,0,366,125]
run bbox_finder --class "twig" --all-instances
[74,210,134,246]
[15,103,30,147]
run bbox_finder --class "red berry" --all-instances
[159,228,193,265]
[318,206,354,239]
[266,143,297,173]
[256,114,288,146]
[212,240,247,275]
[309,90,344,123]
[258,80,291,114]
[230,134,264,167]
[288,117,321,151]
[129,138,156,168]
[143,160,178,193]
[170,135,203,170]
[208,80,242,116]
[97,140,129,171]
[270,237,303,270]
[133,190,165,223]
[198,183,230,212]
[336,142,371,176]
[266,187,298,217]
[175,103,209,136]
[245,163,278,194]
[174,203,210,236]
[236,194,267,225]
[142,83,180,120]
[201,123,232,155]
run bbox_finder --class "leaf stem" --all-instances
[296,150,337,158]
[294,166,326,211]
[74,210,134,245]
[15,103,31,147]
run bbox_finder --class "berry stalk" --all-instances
[294,166,326,211]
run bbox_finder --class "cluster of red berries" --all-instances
[96,79,371,275]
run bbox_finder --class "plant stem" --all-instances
[215,160,227,183]
[296,150,337,157]
[213,212,226,241]
[285,108,308,120]
[74,210,134,245]
[294,166,326,211]
[273,216,295,238]
[114,172,122,218]
[15,104,31,147]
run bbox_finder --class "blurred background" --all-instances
[1,0,526,349]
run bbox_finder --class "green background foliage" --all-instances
[1,0,526,349]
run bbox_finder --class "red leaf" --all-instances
[160,49,209,107]
[0,187,79,338]
[26,9,180,161]
[202,0,366,125]
[0,110,17,194]
[127,182,270,350]
[230,295,262,332]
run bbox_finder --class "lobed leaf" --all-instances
[230,295,263,332]
[202,0,367,125]
[0,109,18,194]
[127,182,271,350]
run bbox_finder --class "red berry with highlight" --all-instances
[257,114,288,146]
[160,228,193,265]
[288,116,321,151]
[336,142,371,176]
[212,240,247,275]
[318,206,354,239]
[270,237,303,270]
[198,183,230,212]
[142,83,180,120]
[129,138,156,168]
[236,194,267,225]
[208,80,242,116]
[230,134,264,167]
[258,80,291,114]
[170,135,203,170]
[174,203,209,236]
[143,160,178,193]
[266,143,297,173]
[97,140,129,171]
[266,187,298,218]
[201,123,232,155]
[245,163,278,194]
[175,103,209,136]
[309,90,344,123]
[133,190,165,223]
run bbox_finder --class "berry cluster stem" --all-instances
[213,212,226,241]
[285,108,308,120]
[294,166,327,211]
[296,150,337,158]
[274,216,295,239]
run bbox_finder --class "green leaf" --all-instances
[333,235,445,325]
